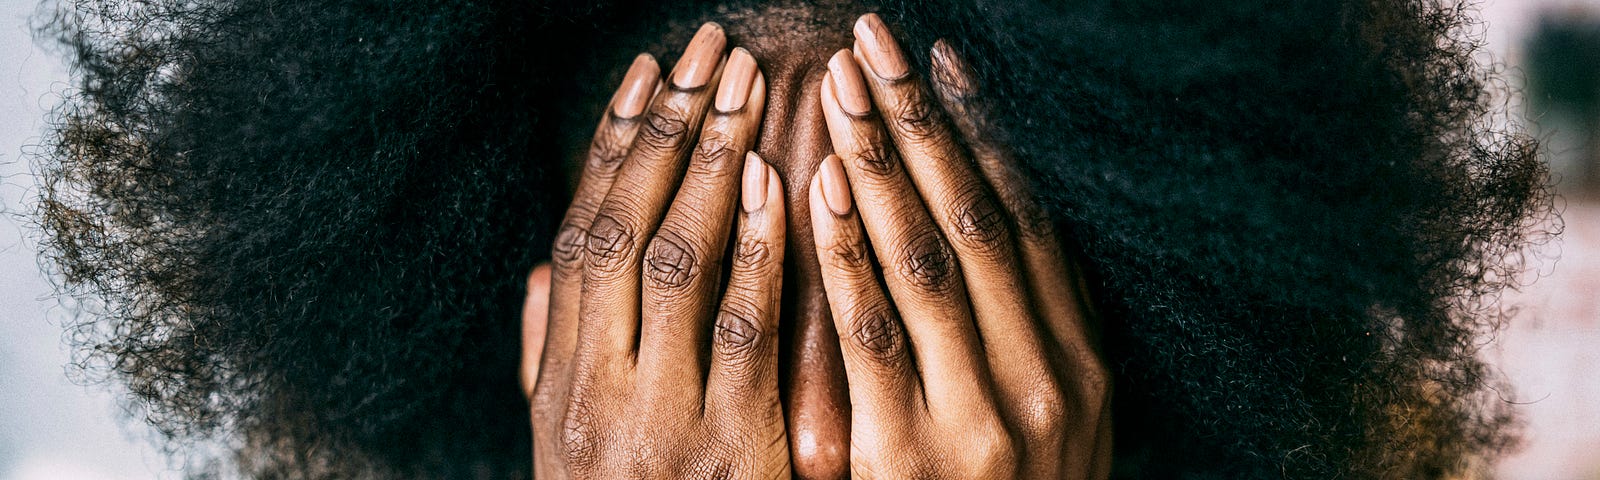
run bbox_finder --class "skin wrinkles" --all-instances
[613,6,876,479]
[38,0,1546,476]
[559,7,866,478]
[555,11,1104,479]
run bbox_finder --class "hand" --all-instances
[809,14,1112,479]
[521,23,792,479]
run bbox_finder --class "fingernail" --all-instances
[818,155,852,216]
[765,163,782,207]
[614,54,660,118]
[672,22,727,89]
[930,40,975,99]
[742,151,768,213]
[716,47,759,112]
[827,50,871,115]
[854,13,909,80]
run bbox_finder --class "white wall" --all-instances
[0,2,167,479]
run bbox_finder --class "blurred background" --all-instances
[1,1,1598,479]
[1486,1,1600,479]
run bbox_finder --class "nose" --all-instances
[752,60,852,479]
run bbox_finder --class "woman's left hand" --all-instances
[808,14,1113,479]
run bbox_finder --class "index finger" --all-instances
[848,14,1055,407]
[537,53,662,397]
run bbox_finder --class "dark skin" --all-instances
[521,14,1111,478]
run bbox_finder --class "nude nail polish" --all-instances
[716,48,758,112]
[765,163,782,208]
[854,13,909,80]
[827,50,872,116]
[818,155,852,216]
[672,22,727,89]
[742,152,768,212]
[614,54,660,118]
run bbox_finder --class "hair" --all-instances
[32,0,1552,478]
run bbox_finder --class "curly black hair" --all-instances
[32,0,1552,478]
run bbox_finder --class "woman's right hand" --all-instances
[522,23,792,480]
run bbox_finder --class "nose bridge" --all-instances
[755,64,832,193]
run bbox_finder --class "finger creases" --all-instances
[638,47,767,394]
[538,52,663,398]
[925,40,1106,373]
[572,21,727,385]
[705,156,785,415]
[534,51,665,479]
[820,53,996,412]
[851,19,1067,406]
[808,159,920,420]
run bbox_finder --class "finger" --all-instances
[820,49,994,413]
[927,41,1108,396]
[521,264,553,399]
[575,22,727,377]
[808,155,920,421]
[638,48,766,398]
[533,54,661,479]
[930,40,1114,477]
[705,156,786,416]
[852,15,1056,397]
[537,53,661,398]
[926,39,1096,352]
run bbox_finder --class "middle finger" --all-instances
[821,48,995,414]
[851,14,1058,421]
[574,22,727,382]
[637,47,767,401]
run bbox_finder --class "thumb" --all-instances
[520,263,553,400]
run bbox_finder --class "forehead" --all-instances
[645,3,862,75]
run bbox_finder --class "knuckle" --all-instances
[731,235,773,271]
[850,138,900,177]
[789,432,848,479]
[584,213,637,271]
[644,231,699,290]
[951,187,1009,249]
[1076,358,1114,410]
[846,304,906,363]
[894,235,959,294]
[559,400,605,470]
[713,306,764,365]
[1016,382,1070,444]
[892,94,942,140]
[965,424,1019,476]
[638,108,691,151]
[824,236,872,271]
[529,371,567,424]
[587,132,630,174]
[682,453,739,480]
[693,131,737,167]
[552,220,589,270]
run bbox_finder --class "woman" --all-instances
[36,0,1548,477]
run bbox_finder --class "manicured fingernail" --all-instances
[716,47,759,112]
[827,50,871,115]
[673,22,727,89]
[614,54,660,118]
[930,40,975,99]
[742,151,768,213]
[854,13,909,80]
[818,155,852,216]
[765,163,782,207]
